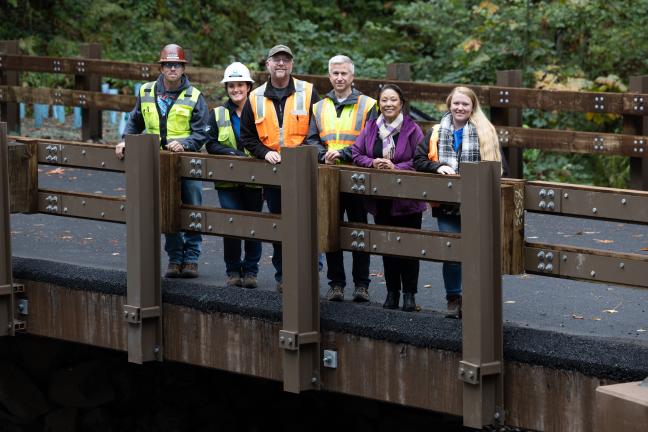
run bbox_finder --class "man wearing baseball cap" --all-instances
[240,44,320,292]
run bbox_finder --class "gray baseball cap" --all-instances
[267,44,293,59]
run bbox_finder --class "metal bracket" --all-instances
[593,136,605,152]
[13,320,26,332]
[498,129,510,145]
[534,249,558,274]
[187,211,203,231]
[188,158,205,178]
[497,90,510,104]
[323,349,338,368]
[17,298,28,315]
[0,283,24,296]
[278,330,319,352]
[75,60,87,74]
[53,60,63,72]
[349,229,369,252]
[632,138,645,155]
[458,360,502,385]
[633,96,645,113]
[140,65,151,79]
[346,172,370,194]
[593,95,605,111]
[123,305,160,324]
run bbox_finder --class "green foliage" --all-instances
[2,0,648,187]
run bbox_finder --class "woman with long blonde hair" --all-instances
[414,86,504,318]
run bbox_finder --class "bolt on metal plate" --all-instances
[322,350,338,368]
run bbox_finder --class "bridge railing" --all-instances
[2,40,648,188]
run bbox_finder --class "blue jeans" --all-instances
[218,187,263,276]
[437,214,462,297]
[165,179,202,264]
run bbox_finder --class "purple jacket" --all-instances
[352,115,427,216]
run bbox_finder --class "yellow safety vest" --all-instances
[212,106,257,189]
[140,81,201,146]
[313,95,376,152]
[249,78,313,151]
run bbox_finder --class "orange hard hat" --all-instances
[159,44,187,63]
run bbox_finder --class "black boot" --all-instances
[402,293,416,312]
[383,291,399,309]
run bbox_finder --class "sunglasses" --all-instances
[162,62,184,69]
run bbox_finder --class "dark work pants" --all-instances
[326,193,370,288]
[374,203,422,294]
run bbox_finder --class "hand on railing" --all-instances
[324,150,340,165]
[265,151,281,164]
[437,165,456,175]
[371,158,395,170]
[115,142,126,160]
[165,140,185,152]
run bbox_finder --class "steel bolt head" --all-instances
[564,193,569,199]
[421,249,426,256]
[190,159,196,167]
[546,252,554,262]
[494,412,501,420]
[447,181,453,188]
[539,188,547,198]
[358,174,365,184]
[446,241,451,247]
[539,200,546,209]
[351,230,358,239]
[396,178,402,184]
[422,191,427,197]
[250,230,255,236]
[351,173,358,181]
[590,270,596,277]
[547,189,555,199]
[358,242,365,249]
[547,201,555,210]
[619,262,625,269]
[562,255,567,262]
[621,198,627,205]
[537,263,545,271]
[545,263,553,272]
[229,163,234,169]
[311,377,318,384]
[273,167,277,173]
[228,217,233,223]
[592,207,597,214]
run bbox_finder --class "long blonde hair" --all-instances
[446,86,501,162]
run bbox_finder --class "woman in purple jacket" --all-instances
[352,84,427,312]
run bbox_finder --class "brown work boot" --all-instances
[326,285,344,302]
[181,263,199,279]
[446,295,462,319]
[241,274,258,289]
[352,285,369,303]
[226,274,242,287]
[164,263,182,278]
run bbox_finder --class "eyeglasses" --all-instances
[162,62,184,69]
[270,56,292,64]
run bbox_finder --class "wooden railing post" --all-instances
[76,43,102,142]
[626,76,648,191]
[492,70,523,178]
[7,139,38,214]
[124,134,162,363]
[0,123,15,336]
[460,161,504,428]
[280,145,320,393]
[0,41,20,135]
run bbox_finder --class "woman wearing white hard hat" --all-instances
[206,62,262,288]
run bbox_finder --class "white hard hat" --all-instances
[221,62,254,84]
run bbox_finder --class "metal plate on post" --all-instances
[560,188,648,223]
[0,122,15,336]
[338,168,461,203]
[179,207,281,242]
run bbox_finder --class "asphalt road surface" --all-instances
[8,164,648,343]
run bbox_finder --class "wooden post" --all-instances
[76,43,102,142]
[500,180,525,275]
[8,140,38,214]
[124,134,162,363]
[317,165,340,252]
[492,70,523,179]
[460,161,504,428]
[159,151,181,234]
[280,146,320,393]
[626,76,648,191]
[0,41,20,135]
[0,123,15,336]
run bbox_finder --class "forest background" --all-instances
[2,0,648,187]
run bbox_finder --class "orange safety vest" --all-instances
[249,78,313,151]
[428,124,440,161]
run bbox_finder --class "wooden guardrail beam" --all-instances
[0,85,135,111]
[525,242,648,288]
[36,189,126,223]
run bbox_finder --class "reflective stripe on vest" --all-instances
[313,95,376,151]
[249,78,313,151]
[428,124,441,161]
[214,106,237,150]
[139,81,201,145]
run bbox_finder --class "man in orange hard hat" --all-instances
[239,44,320,292]
[116,43,209,278]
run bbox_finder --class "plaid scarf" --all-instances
[437,112,480,172]
[376,113,403,160]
